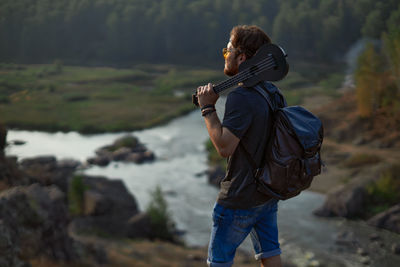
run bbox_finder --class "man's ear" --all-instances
[238,53,246,64]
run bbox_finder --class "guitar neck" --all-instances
[213,55,275,94]
[213,69,250,94]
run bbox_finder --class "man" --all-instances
[197,25,286,267]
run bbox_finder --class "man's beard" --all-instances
[224,57,239,76]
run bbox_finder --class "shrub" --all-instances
[68,175,88,216]
[365,164,400,216]
[146,185,175,241]
[113,135,138,150]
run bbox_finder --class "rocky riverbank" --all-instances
[0,127,181,266]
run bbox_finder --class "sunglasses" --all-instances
[222,47,241,59]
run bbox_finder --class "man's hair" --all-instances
[230,25,271,59]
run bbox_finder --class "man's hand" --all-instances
[197,83,219,108]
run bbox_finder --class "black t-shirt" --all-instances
[217,81,286,209]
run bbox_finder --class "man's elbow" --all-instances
[217,147,234,158]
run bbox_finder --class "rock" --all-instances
[391,243,400,255]
[313,185,366,218]
[88,135,155,166]
[87,155,110,166]
[0,124,6,152]
[20,156,81,193]
[207,165,225,187]
[0,155,27,189]
[125,150,155,163]
[21,156,57,168]
[367,204,400,234]
[71,175,140,237]
[0,184,78,264]
[126,213,152,238]
[58,159,81,170]
[95,147,113,158]
[82,176,139,219]
[125,153,142,163]
[112,147,131,161]
[83,190,112,216]
[9,140,26,146]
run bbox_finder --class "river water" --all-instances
[5,100,400,267]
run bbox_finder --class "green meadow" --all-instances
[0,63,224,133]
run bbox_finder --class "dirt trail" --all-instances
[324,138,400,164]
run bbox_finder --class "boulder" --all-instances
[70,176,140,237]
[0,156,27,189]
[112,147,131,161]
[125,150,155,163]
[367,204,400,234]
[313,185,367,218]
[20,156,81,192]
[0,124,6,153]
[81,176,139,219]
[87,155,110,166]
[0,184,77,264]
[83,190,112,216]
[126,213,152,239]
[88,135,155,166]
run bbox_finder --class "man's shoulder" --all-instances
[228,82,278,100]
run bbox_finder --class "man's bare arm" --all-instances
[203,112,239,158]
[197,83,240,157]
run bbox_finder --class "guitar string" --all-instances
[215,57,276,91]
[214,59,275,92]
[215,58,276,93]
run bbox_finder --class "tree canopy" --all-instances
[0,0,398,66]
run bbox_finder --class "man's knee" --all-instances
[261,255,282,267]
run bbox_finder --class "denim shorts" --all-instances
[207,199,281,267]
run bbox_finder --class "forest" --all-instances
[1,0,399,66]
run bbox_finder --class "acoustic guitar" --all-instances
[192,43,289,106]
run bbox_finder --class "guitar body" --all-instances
[239,43,289,87]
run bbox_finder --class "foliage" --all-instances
[355,13,400,119]
[68,175,89,216]
[354,43,382,118]
[365,164,400,216]
[112,135,139,150]
[146,185,176,241]
[1,0,399,66]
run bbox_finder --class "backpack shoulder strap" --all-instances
[239,82,278,178]
[253,83,275,112]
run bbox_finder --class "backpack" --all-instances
[241,83,324,200]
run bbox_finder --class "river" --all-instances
[5,100,400,267]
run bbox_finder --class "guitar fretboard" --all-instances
[213,55,276,94]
